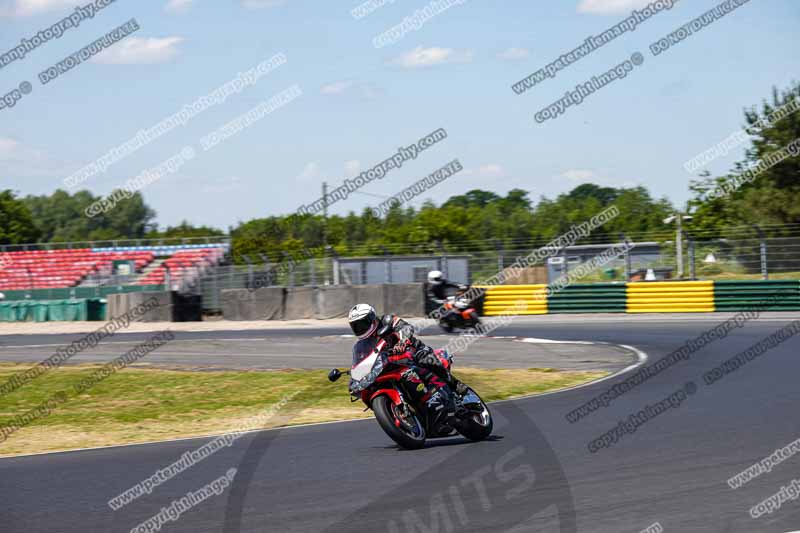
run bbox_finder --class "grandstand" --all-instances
[136,247,226,288]
[0,242,228,293]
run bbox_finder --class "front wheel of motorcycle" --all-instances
[373,395,426,450]
[456,388,493,441]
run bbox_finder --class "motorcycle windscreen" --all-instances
[352,337,381,366]
[350,338,386,393]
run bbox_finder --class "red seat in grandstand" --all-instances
[0,249,155,291]
[136,248,222,287]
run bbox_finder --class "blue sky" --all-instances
[1,0,798,230]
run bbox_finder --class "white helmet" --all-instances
[348,303,377,339]
[427,270,443,285]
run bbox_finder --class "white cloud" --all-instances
[344,160,361,175]
[296,161,362,184]
[321,80,354,95]
[577,0,653,15]
[0,137,21,159]
[165,0,193,13]
[497,47,530,61]
[462,163,506,179]
[558,169,637,188]
[0,137,60,177]
[296,162,322,183]
[91,37,184,65]
[0,0,73,17]
[478,164,505,178]
[0,137,46,162]
[561,169,597,182]
[390,46,473,69]
[320,80,383,101]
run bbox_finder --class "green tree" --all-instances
[147,221,225,240]
[22,189,157,242]
[688,82,800,236]
[0,190,41,244]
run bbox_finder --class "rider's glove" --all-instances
[415,350,440,367]
[392,339,411,355]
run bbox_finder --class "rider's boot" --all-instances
[452,378,469,396]
[442,369,468,396]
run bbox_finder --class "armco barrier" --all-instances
[626,281,715,313]
[548,283,627,314]
[465,280,800,316]
[714,280,800,311]
[480,285,548,316]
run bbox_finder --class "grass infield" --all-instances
[0,363,606,457]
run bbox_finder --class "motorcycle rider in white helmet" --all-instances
[425,270,468,325]
[347,303,467,395]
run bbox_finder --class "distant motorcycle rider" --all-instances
[425,270,468,323]
[347,303,467,395]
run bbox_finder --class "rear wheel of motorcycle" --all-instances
[456,389,493,441]
[373,395,426,450]
[468,311,481,330]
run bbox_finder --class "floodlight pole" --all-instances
[322,181,328,250]
[752,224,768,280]
[664,213,693,279]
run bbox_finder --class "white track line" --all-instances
[0,341,648,460]
[515,338,595,345]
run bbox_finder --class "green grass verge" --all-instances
[0,363,605,457]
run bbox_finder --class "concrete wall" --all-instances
[222,287,286,320]
[284,287,315,320]
[314,286,358,319]
[385,283,424,317]
[221,284,425,321]
[132,291,172,322]
[108,291,174,322]
[107,293,128,322]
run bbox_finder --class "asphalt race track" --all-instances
[1,314,799,532]
[0,330,633,372]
